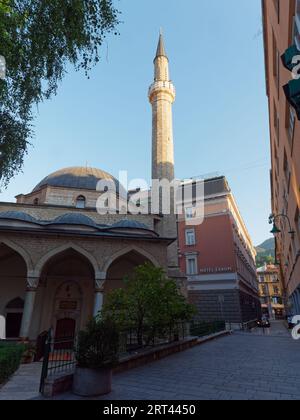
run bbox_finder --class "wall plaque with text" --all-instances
[59,301,77,310]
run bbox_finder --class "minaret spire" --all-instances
[155,31,167,60]
[149,33,176,182]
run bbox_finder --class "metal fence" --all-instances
[190,320,226,338]
[119,322,188,355]
[39,322,191,393]
[39,330,76,394]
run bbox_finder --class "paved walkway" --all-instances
[0,362,42,400]
[53,321,300,401]
[2,321,300,400]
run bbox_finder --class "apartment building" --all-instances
[262,0,300,315]
[257,264,285,319]
[177,177,260,329]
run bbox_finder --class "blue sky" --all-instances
[0,0,271,245]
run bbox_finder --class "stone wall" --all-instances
[189,289,242,324]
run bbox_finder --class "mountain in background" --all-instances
[255,238,275,267]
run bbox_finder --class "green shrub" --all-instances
[75,319,119,369]
[190,321,226,338]
[0,343,26,385]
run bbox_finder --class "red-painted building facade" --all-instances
[178,177,260,328]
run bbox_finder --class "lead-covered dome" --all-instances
[32,167,119,193]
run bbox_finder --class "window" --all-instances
[261,285,268,296]
[288,106,296,148]
[274,102,280,145]
[185,207,196,219]
[5,298,24,339]
[76,195,86,209]
[283,150,290,190]
[295,208,300,235]
[295,0,300,49]
[186,255,198,276]
[185,229,196,246]
[272,296,282,305]
[273,0,280,23]
[273,32,280,94]
[33,198,39,206]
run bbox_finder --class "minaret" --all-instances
[149,33,176,183]
[149,33,184,285]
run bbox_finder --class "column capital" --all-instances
[26,277,39,291]
[95,279,105,293]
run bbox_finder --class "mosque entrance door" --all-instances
[54,318,76,349]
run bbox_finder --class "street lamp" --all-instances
[269,214,295,238]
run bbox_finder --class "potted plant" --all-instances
[73,318,119,397]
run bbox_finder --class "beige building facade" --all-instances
[257,264,285,320]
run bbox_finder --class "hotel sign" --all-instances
[199,267,232,274]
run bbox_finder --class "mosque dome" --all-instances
[111,220,150,230]
[32,167,119,193]
[51,213,98,228]
[0,211,38,224]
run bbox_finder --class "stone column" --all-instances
[93,279,105,318]
[20,277,39,340]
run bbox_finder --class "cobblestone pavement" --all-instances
[2,322,300,401]
[54,321,300,401]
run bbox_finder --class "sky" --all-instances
[0,0,272,246]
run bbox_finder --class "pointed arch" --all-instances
[102,245,159,277]
[0,238,33,274]
[34,243,100,278]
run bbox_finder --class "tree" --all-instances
[102,263,196,346]
[0,0,119,187]
[256,254,275,268]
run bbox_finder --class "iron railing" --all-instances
[39,330,76,394]
[39,322,189,393]
[190,320,226,337]
[119,322,188,355]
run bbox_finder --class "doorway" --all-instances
[5,298,24,339]
[54,318,76,350]
[6,313,23,339]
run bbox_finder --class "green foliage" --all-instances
[256,238,275,267]
[190,321,226,338]
[0,111,30,185]
[256,254,275,268]
[75,318,119,369]
[102,263,196,345]
[0,0,120,187]
[0,343,26,384]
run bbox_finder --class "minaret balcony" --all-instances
[148,81,176,101]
